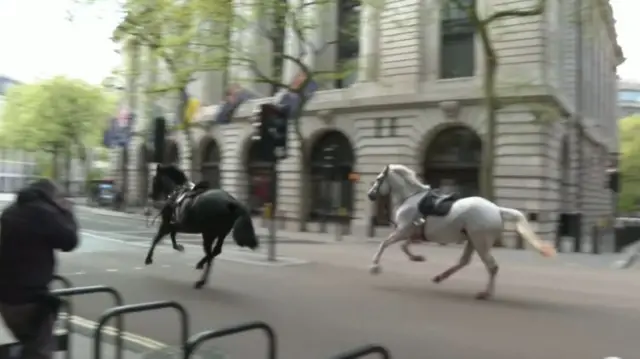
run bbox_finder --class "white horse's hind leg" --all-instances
[432,239,473,283]
[469,232,500,300]
[401,239,425,262]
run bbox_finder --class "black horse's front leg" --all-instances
[145,222,171,265]
[169,230,184,252]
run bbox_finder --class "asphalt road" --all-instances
[7,201,640,359]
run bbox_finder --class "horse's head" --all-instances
[150,164,189,201]
[367,164,429,201]
[367,165,391,201]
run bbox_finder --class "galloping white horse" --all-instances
[366,164,556,300]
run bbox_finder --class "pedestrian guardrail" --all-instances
[331,344,392,358]
[0,275,392,359]
[185,321,277,359]
[53,285,125,359]
[0,275,79,359]
[93,300,189,359]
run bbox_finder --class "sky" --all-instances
[0,0,122,84]
[0,0,638,84]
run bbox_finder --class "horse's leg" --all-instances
[469,232,499,300]
[194,235,215,288]
[195,234,225,289]
[370,226,410,274]
[145,222,170,265]
[401,237,425,262]
[432,239,474,283]
[169,230,184,252]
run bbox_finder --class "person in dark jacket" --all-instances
[0,179,79,359]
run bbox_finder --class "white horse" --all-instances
[366,164,556,300]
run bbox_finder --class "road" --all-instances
[9,202,640,358]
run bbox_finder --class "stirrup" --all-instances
[413,217,426,226]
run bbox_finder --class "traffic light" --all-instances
[251,103,288,161]
[267,104,289,160]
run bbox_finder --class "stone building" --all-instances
[120,0,622,249]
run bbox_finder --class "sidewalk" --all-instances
[0,322,145,359]
[0,319,224,359]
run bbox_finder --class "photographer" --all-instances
[0,179,79,359]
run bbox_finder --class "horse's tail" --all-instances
[499,207,556,257]
[230,203,259,250]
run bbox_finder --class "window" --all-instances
[335,0,361,88]
[618,90,640,102]
[440,0,475,79]
[374,118,383,137]
[389,117,397,137]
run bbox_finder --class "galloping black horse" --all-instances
[146,164,259,288]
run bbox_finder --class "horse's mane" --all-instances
[157,164,188,185]
[388,164,430,189]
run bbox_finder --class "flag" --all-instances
[184,98,200,124]
[102,118,117,148]
[117,107,130,128]
[214,85,255,124]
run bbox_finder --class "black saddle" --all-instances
[169,182,210,223]
[417,190,460,217]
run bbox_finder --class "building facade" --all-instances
[120,0,622,248]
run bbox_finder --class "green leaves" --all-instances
[619,115,640,212]
[0,76,115,153]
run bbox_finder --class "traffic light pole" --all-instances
[267,162,278,262]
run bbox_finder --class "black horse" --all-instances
[146,164,259,289]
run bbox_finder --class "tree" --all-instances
[0,76,115,182]
[217,0,359,149]
[442,0,548,200]
[112,0,226,173]
[618,115,640,213]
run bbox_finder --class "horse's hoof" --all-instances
[195,262,204,270]
[369,264,382,275]
[174,244,185,252]
[144,258,153,265]
[410,255,425,262]
[432,275,444,283]
[194,281,205,289]
[475,291,492,300]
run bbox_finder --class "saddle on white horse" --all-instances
[416,190,461,217]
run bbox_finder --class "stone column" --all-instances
[357,3,380,82]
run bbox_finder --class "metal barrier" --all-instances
[185,321,277,359]
[93,301,189,359]
[52,286,124,359]
[331,344,392,359]
[0,275,77,359]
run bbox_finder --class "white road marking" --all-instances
[106,269,118,272]
[161,264,170,268]
[133,267,143,270]
[81,230,309,267]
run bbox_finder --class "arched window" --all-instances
[246,141,274,214]
[335,0,360,88]
[200,139,221,188]
[423,126,481,197]
[309,131,355,220]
